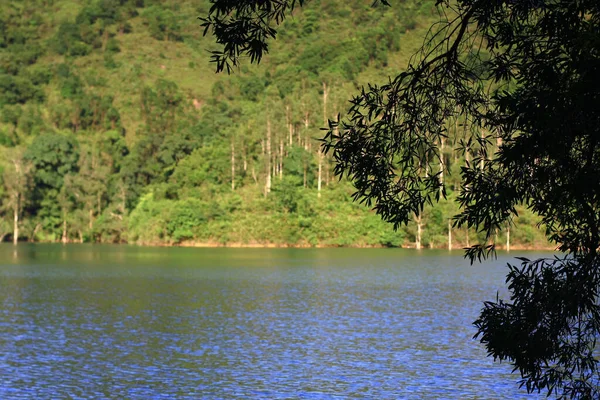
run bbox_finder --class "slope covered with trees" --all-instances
[0,0,549,249]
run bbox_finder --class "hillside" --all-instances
[0,0,551,249]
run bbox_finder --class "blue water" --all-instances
[0,245,549,398]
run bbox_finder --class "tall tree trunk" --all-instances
[265,119,272,196]
[319,82,328,198]
[12,196,18,246]
[303,112,309,150]
[11,158,21,246]
[62,214,68,244]
[439,137,445,193]
[506,226,510,252]
[317,154,322,197]
[287,105,293,146]
[231,139,235,191]
[416,214,422,250]
[480,129,485,171]
[448,219,452,250]
[242,143,247,172]
[453,117,459,163]
[303,104,311,186]
[279,139,283,180]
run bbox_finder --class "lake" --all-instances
[0,244,549,399]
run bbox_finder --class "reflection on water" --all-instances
[0,245,548,399]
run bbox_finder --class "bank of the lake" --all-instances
[0,244,551,399]
[21,236,556,250]
[164,240,556,251]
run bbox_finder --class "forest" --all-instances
[0,0,550,249]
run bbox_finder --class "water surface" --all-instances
[0,245,549,399]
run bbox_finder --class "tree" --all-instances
[2,148,31,244]
[24,133,80,238]
[202,0,600,397]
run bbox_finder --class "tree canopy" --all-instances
[6,0,477,248]
[203,0,600,397]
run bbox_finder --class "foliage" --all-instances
[0,0,549,256]
[203,0,600,397]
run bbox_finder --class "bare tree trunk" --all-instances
[319,82,328,198]
[265,119,272,196]
[453,117,459,163]
[242,141,247,172]
[231,139,235,191]
[317,152,322,198]
[506,226,511,252]
[466,227,470,247]
[480,130,486,171]
[448,219,452,250]
[11,159,21,246]
[416,214,422,250]
[439,137,445,193]
[287,105,293,146]
[62,215,68,244]
[279,139,283,180]
[303,112,309,150]
[303,104,310,186]
[13,198,18,246]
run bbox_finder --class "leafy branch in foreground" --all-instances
[204,0,600,397]
[200,0,391,73]
[323,1,600,397]
[199,0,305,73]
[475,256,600,398]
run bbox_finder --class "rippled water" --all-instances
[0,245,550,399]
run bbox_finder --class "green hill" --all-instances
[0,0,550,249]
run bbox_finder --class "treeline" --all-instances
[0,0,550,249]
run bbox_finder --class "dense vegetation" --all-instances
[0,0,549,249]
